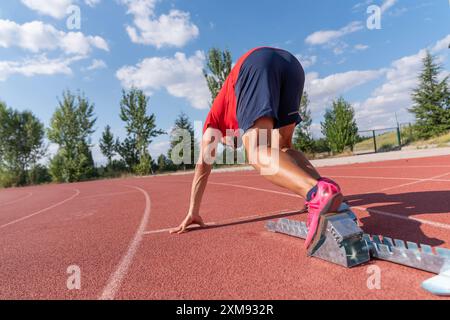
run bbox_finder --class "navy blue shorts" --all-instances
[235,47,305,133]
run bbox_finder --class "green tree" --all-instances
[313,138,331,154]
[48,91,97,182]
[0,101,8,165]
[203,48,232,104]
[321,97,358,154]
[409,51,450,139]
[28,164,51,185]
[157,154,176,173]
[293,92,314,153]
[99,125,116,167]
[157,154,168,172]
[168,112,198,171]
[0,104,45,186]
[116,88,165,175]
[116,137,138,171]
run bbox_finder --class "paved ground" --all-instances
[1,154,450,299]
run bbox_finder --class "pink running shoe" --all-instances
[318,177,341,192]
[304,179,343,253]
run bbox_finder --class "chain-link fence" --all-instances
[353,125,406,155]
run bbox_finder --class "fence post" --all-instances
[397,126,402,150]
[372,130,377,153]
[409,123,413,143]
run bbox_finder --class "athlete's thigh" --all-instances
[242,116,275,151]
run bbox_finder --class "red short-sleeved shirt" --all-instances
[203,47,265,137]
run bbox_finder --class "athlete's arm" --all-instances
[170,128,220,234]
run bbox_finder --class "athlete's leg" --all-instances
[242,117,317,198]
[277,124,321,180]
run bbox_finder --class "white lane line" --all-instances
[0,192,33,206]
[78,190,139,200]
[327,175,450,182]
[143,208,303,235]
[212,173,450,182]
[352,206,450,230]
[322,166,450,169]
[99,185,151,300]
[0,189,80,230]
[376,172,450,192]
[209,182,301,198]
[211,172,450,195]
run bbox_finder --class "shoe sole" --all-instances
[306,192,343,256]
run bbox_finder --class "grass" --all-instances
[412,131,450,148]
[354,129,450,154]
[354,130,401,153]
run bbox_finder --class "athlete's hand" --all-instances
[170,214,206,234]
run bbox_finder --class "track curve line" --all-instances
[99,185,151,300]
[0,192,33,207]
[0,189,80,230]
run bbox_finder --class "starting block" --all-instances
[266,203,370,268]
[266,203,450,296]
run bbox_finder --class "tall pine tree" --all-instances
[409,51,450,138]
[99,125,116,167]
[168,112,198,171]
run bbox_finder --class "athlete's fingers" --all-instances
[177,224,188,234]
[169,224,182,234]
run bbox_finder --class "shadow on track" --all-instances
[345,190,450,247]
[183,208,307,233]
[182,191,450,248]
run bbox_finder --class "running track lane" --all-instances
[0,183,148,299]
[0,154,449,299]
[99,185,151,300]
[115,155,450,299]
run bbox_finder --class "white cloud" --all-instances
[352,0,373,11]
[85,0,101,7]
[333,42,349,55]
[0,19,109,55]
[295,54,317,69]
[21,0,102,18]
[305,21,363,46]
[381,0,397,14]
[116,51,210,109]
[85,59,107,71]
[121,0,199,48]
[432,35,450,53]
[354,34,450,128]
[352,0,396,14]
[354,44,369,51]
[305,69,385,114]
[21,0,73,19]
[0,55,83,81]
[149,140,170,158]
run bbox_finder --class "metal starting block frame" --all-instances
[266,203,450,296]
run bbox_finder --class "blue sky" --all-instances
[0,0,449,163]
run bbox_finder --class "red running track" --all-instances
[1,155,450,300]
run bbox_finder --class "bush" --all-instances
[133,154,152,176]
[28,164,52,185]
[0,168,17,188]
[97,160,129,178]
[378,143,396,153]
[313,138,331,154]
